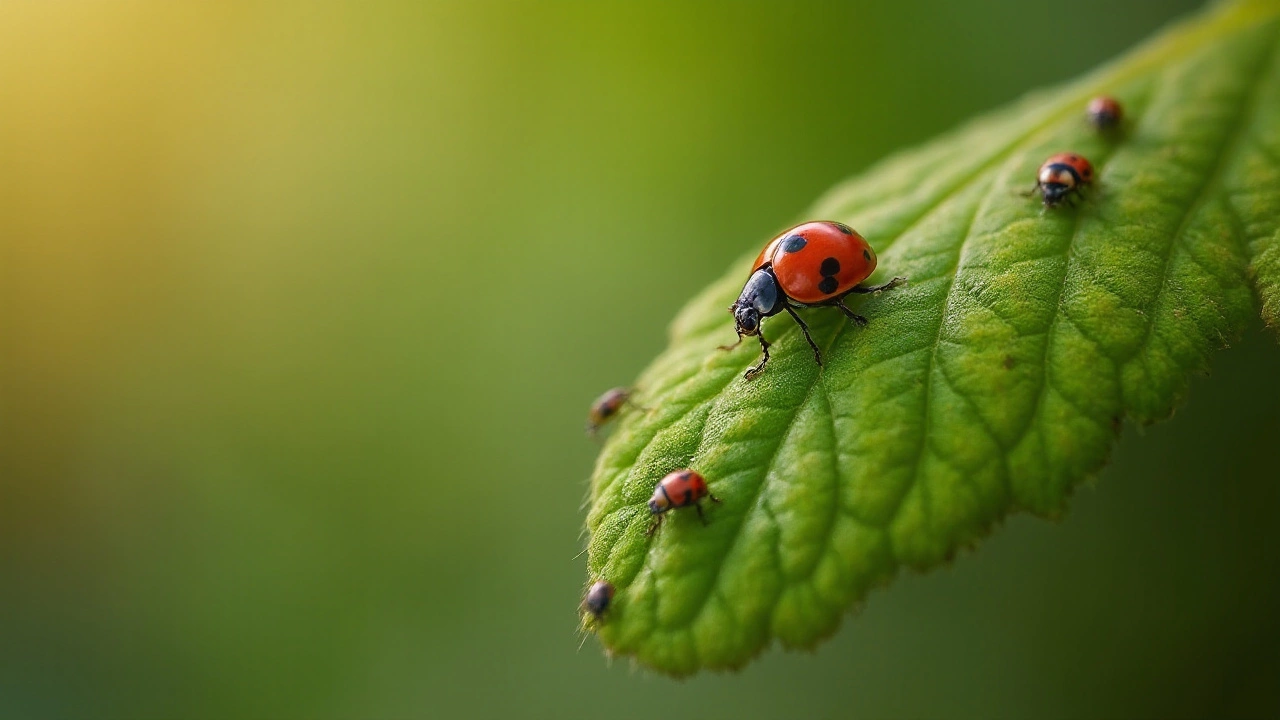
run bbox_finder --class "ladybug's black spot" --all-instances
[818,276,839,294]
[820,257,840,276]
[831,221,853,235]
[863,249,871,261]
[782,235,807,253]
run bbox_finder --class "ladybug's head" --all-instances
[1040,183,1071,206]
[733,305,761,336]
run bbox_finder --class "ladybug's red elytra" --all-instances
[724,221,906,379]
[581,580,614,624]
[1031,152,1094,207]
[586,387,632,436]
[647,468,720,535]
[1086,95,1123,130]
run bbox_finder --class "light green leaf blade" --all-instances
[585,0,1280,675]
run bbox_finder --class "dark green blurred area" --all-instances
[2,1,1277,717]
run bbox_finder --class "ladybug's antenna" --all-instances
[718,334,743,352]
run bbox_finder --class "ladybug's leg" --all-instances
[848,276,907,295]
[783,305,823,366]
[695,493,722,524]
[831,298,869,327]
[743,333,771,380]
[646,515,664,537]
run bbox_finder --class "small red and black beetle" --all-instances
[647,469,721,535]
[586,387,632,436]
[581,580,614,624]
[1029,152,1094,207]
[1086,95,1123,130]
[723,221,906,379]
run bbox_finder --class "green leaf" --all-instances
[584,0,1280,675]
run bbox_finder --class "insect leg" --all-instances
[831,297,869,326]
[646,515,664,537]
[743,332,771,380]
[784,305,822,366]
[848,276,907,295]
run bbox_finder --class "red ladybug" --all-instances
[724,221,906,379]
[586,387,632,436]
[1030,152,1094,208]
[1086,96,1123,130]
[581,580,614,624]
[1029,151,1090,206]
[647,468,720,535]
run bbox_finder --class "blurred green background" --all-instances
[3,1,1278,717]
